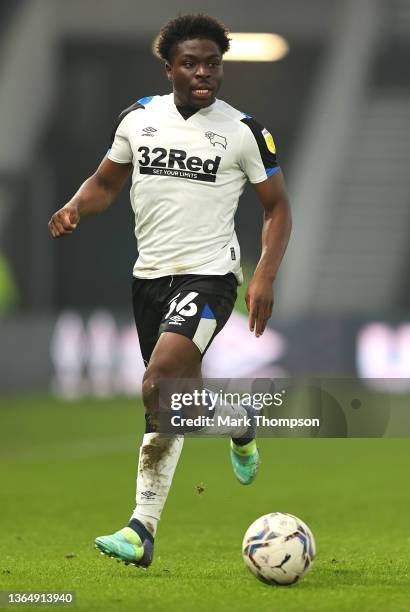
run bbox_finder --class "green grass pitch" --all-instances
[1,395,409,611]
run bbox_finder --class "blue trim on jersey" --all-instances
[201,304,215,320]
[137,96,154,106]
[241,112,252,119]
[266,166,280,177]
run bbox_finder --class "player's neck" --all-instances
[175,103,199,121]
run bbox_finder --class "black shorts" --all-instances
[132,273,238,365]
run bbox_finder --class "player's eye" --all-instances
[184,62,194,67]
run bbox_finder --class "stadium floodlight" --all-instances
[152,33,289,62]
[224,33,289,62]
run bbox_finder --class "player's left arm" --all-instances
[246,170,292,337]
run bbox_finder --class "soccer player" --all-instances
[48,14,291,568]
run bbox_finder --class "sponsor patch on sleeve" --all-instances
[262,128,276,154]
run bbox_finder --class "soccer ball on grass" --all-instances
[242,512,316,585]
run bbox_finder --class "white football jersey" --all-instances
[108,93,280,284]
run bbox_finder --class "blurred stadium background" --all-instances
[2,7,410,608]
[1,0,410,397]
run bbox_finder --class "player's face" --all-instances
[166,38,223,108]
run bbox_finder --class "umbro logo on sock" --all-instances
[141,490,157,499]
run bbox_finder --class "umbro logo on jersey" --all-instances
[205,131,228,149]
[142,126,157,136]
[137,146,221,183]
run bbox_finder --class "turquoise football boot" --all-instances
[230,402,259,484]
[230,439,260,485]
[95,527,153,568]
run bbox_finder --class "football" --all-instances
[242,512,316,585]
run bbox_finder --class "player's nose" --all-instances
[195,63,210,77]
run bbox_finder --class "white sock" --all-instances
[130,433,184,537]
[190,390,249,437]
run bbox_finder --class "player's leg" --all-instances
[95,331,201,566]
[95,277,168,566]
[129,330,201,538]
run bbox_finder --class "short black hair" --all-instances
[157,13,230,62]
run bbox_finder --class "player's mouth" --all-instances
[191,88,213,100]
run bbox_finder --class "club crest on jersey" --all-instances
[262,128,276,154]
[205,131,228,149]
[137,146,221,183]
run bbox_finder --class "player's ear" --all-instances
[165,62,173,82]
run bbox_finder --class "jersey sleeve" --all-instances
[107,102,143,164]
[108,118,132,163]
[239,117,280,183]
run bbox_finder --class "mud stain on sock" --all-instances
[137,435,183,511]
[140,435,175,474]
[144,520,155,536]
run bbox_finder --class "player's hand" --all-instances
[245,274,274,337]
[48,204,80,238]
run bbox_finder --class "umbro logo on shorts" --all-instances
[169,314,186,323]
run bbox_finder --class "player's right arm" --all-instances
[48,158,132,238]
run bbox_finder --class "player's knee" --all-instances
[142,359,177,412]
[142,371,159,412]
